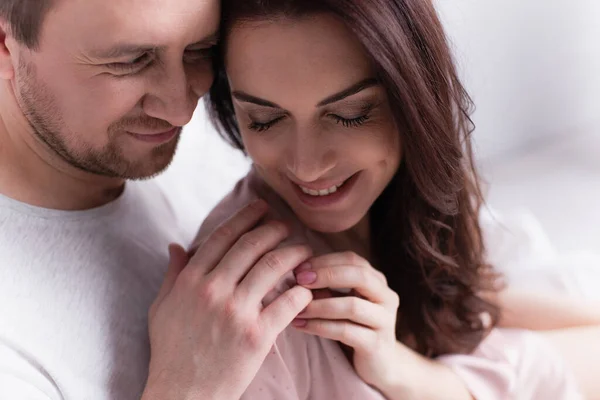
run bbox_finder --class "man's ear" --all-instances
[0,21,16,80]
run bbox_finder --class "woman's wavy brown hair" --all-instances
[205,0,500,357]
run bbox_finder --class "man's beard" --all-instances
[15,58,180,180]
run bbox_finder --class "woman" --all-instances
[196,0,599,398]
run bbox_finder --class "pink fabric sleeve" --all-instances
[438,328,584,400]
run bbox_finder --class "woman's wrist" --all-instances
[374,342,473,400]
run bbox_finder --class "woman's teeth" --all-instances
[299,181,345,197]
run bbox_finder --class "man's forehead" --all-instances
[45,0,220,48]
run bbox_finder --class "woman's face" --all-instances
[226,14,401,233]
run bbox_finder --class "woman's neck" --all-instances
[321,215,371,259]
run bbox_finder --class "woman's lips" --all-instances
[291,172,361,208]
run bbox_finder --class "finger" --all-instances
[298,297,389,329]
[301,252,387,284]
[292,319,377,351]
[313,289,334,300]
[261,285,313,339]
[238,245,313,304]
[296,265,391,304]
[209,221,291,285]
[154,244,189,305]
[190,199,269,274]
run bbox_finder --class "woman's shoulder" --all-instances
[194,171,263,245]
[193,168,310,249]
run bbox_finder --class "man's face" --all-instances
[9,0,219,179]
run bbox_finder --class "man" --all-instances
[0,1,313,399]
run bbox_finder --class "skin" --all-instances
[226,14,473,400]
[225,13,600,400]
[0,0,218,210]
[0,1,316,399]
[227,15,401,244]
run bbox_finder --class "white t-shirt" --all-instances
[0,182,192,400]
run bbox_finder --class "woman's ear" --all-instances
[0,21,16,80]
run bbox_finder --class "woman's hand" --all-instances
[292,251,402,387]
[292,251,475,400]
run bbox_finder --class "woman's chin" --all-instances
[296,212,362,234]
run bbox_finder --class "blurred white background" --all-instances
[436,0,600,252]
[156,0,600,253]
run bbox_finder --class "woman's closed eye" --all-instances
[248,115,286,132]
[330,114,371,128]
[247,113,372,133]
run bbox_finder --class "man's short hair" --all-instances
[0,0,54,49]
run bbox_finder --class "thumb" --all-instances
[155,243,189,305]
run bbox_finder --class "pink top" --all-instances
[196,168,583,400]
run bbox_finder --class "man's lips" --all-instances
[126,127,181,144]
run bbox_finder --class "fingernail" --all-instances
[292,318,308,328]
[296,271,317,285]
[296,262,312,273]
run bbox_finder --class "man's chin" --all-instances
[123,154,177,180]
[121,137,179,180]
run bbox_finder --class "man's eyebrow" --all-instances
[89,31,220,59]
[89,45,160,60]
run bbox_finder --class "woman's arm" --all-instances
[374,342,474,400]
[496,288,600,330]
[543,326,600,400]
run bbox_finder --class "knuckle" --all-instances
[262,251,284,273]
[223,298,239,320]
[349,297,361,318]
[356,267,370,283]
[177,268,200,290]
[247,199,267,214]
[266,220,288,236]
[378,271,389,285]
[298,245,314,260]
[339,323,352,342]
[198,277,221,304]
[241,325,263,350]
[283,287,309,312]
[344,251,363,265]
[390,291,401,308]
[212,224,235,242]
[238,231,261,250]
[323,266,338,283]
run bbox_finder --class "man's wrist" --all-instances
[141,370,237,400]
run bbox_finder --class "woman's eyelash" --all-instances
[248,116,285,132]
[331,114,371,127]
[247,113,372,133]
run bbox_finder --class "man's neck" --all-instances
[0,112,125,211]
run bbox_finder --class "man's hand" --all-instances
[142,200,313,400]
